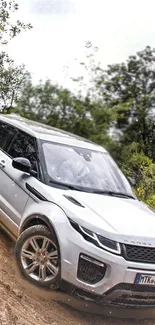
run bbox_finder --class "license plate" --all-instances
[135,273,155,285]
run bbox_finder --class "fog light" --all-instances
[77,254,107,284]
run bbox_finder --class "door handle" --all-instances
[0,160,5,168]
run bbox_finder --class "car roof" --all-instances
[0,114,107,152]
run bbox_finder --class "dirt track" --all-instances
[0,230,154,325]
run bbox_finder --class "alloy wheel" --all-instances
[21,235,59,282]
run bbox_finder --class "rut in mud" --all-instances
[0,229,154,325]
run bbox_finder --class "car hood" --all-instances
[43,185,155,244]
[69,191,155,238]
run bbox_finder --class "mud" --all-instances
[0,229,154,325]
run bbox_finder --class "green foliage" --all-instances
[15,78,111,140]
[115,143,155,208]
[0,53,29,112]
[93,46,155,159]
[0,0,32,113]
[0,0,32,45]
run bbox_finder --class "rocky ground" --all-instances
[0,230,154,325]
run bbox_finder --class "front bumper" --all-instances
[59,280,155,308]
[56,222,155,307]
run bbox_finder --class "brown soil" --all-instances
[0,229,154,325]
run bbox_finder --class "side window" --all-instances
[7,131,38,173]
[0,122,16,150]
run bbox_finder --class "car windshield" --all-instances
[42,141,133,194]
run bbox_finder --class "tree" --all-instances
[94,46,155,159]
[71,41,101,99]
[15,79,93,136]
[0,0,32,113]
[0,53,29,113]
[15,78,114,142]
[0,0,32,45]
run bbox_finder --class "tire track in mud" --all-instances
[0,229,154,325]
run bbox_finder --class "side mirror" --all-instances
[12,157,32,174]
[127,176,136,187]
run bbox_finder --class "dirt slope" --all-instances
[0,230,154,325]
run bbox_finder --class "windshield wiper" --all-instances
[49,180,135,198]
[92,190,135,199]
[49,180,86,192]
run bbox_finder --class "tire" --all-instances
[14,225,61,289]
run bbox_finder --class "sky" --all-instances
[6,0,155,90]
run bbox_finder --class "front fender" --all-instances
[19,197,67,238]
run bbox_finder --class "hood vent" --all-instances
[63,195,85,208]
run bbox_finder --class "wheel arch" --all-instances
[19,214,57,236]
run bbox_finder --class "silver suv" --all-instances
[0,113,155,307]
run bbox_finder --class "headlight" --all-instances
[69,219,121,255]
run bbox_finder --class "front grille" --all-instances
[122,244,155,263]
[77,254,106,284]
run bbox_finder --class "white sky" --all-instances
[6,0,155,90]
